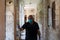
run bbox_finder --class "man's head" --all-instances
[28,15,34,23]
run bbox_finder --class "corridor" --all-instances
[0,0,60,40]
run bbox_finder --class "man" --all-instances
[20,15,40,40]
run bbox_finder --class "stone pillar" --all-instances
[0,0,5,40]
[42,0,48,40]
[55,0,60,40]
[14,0,19,40]
[37,0,43,40]
[5,0,15,40]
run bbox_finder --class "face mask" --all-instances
[28,19,33,23]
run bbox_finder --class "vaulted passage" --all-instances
[0,0,60,40]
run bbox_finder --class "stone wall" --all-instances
[55,0,60,40]
[48,0,60,40]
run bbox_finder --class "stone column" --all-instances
[0,0,5,40]
[5,0,15,40]
[55,0,60,40]
[37,0,44,40]
[42,0,48,40]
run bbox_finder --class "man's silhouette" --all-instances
[20,15,40,40]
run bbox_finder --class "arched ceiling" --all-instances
[23,0,41,4]
[19,0,42,5]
